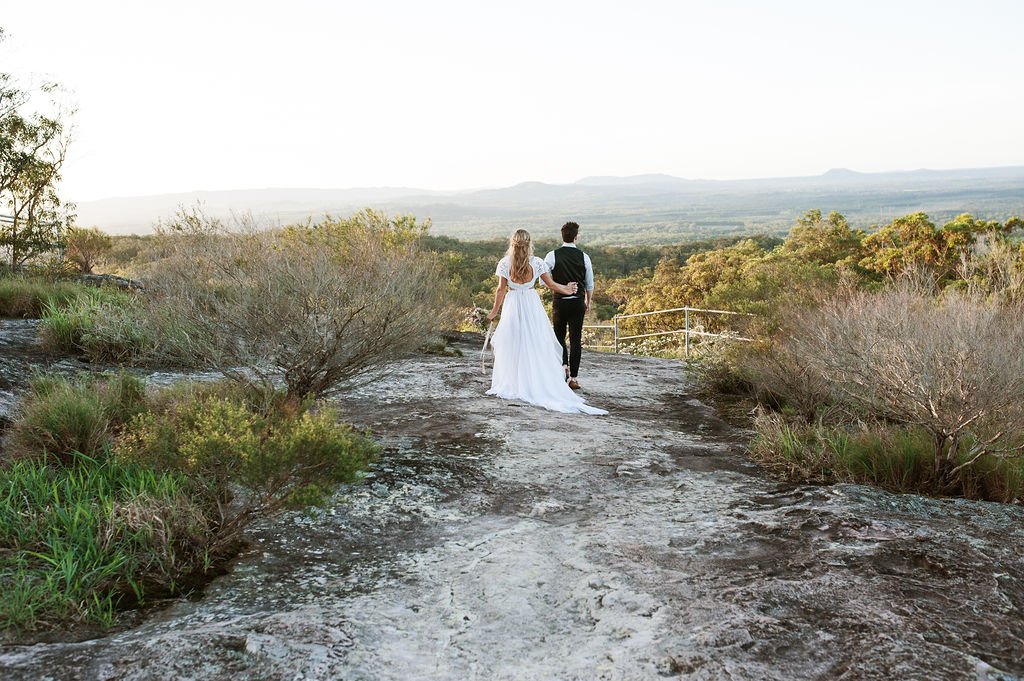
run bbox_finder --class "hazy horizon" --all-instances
[71,165,1024,244]
[68,163,1024,204]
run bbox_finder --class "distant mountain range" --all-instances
[75,166,1024,245]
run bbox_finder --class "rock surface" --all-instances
[1,329,1023,680]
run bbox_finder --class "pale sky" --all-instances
[3,0,1023,202]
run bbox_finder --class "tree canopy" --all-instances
[0,28,75,268]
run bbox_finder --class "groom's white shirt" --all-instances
[544,243,594,300]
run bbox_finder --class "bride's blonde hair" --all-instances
[506,229,533,282]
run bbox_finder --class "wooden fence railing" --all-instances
[583,305,754,356]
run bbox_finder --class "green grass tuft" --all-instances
[37,287,149,362]
[750,414,1024,502]
[0,456,212,634]
[0,275,82,318]
[7,372,146,466]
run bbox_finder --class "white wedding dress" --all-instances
[487,256,607,415]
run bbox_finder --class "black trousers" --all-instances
[552,297,586,378]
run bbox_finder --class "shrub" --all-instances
[791,282,1024,481]
[730,338,835,420]
[141,207,452,399]
[6,372,146,466]
[64,226,112,274]
[114,381,379,546]
[743,277,1024,495]
[103,234,162,278]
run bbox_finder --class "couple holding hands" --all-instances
[484,221,607,415]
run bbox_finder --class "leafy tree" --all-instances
[859,212,941,278]
[617,212,866,340]
[65,225,112,273]
[780,209,866,268]
[860,212,1023,282]
[624,239,768,316]
[417,232,787,322]
[703,254,841,317]
[0,29,75,268]
[283,207,430,251]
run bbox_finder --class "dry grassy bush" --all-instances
[99,490,217,591]
[142,208,451,398]
[956,232,1024,302]
[773,278,1024,484]
[735,339,835,421]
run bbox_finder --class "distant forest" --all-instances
[407,185,1024,245]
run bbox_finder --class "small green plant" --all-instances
[0,455,214,634]
[114,382,378,548]
[419,338,463,357]
[7,372,146,466]
[117,387,378,522]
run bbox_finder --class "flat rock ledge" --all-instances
[1,336,1022,681]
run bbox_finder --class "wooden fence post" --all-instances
[613,315,619,354]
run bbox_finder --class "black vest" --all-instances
[551,246,587,300]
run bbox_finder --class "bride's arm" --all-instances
[486,277,509,322]
[540,273,578,297]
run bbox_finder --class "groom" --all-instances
[545,221,594,390]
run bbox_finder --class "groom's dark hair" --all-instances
[561,221,580,243]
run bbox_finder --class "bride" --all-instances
[485,229,607,415]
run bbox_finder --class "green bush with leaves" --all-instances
[115,383,378,543]
[65,226,113,274]
[859,212,1023,282]
[1,373,378,636]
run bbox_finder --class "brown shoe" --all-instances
[568,378,580,390]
